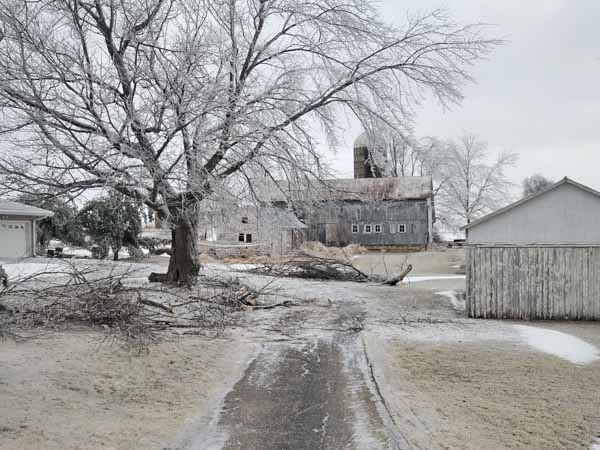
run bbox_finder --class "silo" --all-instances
[353,133,381,179]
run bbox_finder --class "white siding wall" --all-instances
[467,183,600,244]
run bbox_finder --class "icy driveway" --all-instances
[169,267,600,450]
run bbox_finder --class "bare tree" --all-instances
[522,174,553,197]
[362,124,452,196]
[439,133,518,227]
[0,0,498,282]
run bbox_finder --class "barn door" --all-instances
[317,224,326,244]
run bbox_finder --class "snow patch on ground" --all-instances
[436,290,465,311]
[514,325,600,365]
[64,247,92,258]
[229,263,259,271]
[2,262,67,280]
[403,275,466,283]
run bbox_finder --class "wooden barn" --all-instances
[463,177,600,320]
[270,176,435,249]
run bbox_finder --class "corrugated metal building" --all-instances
[463,177,600,320]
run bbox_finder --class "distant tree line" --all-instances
[522,174,553,197]
[365,128,519,229]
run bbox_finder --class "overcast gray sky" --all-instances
[328,0,599,190]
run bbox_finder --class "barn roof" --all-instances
[256,207,307,229]
[0,199,54,218]
[462,177,600,230]
[269,176,433,203]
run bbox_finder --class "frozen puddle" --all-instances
[514,325,600,365]
[403,275,465,283]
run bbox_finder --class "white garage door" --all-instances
[0,221,28,258]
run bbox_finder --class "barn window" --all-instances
[239,233,253,243]
[364,224,372,233]
[241,216,249,224]
[398,224,406,233]
[374,224,382,233]
[351,224,359,233]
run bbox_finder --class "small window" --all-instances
[374,224,382,233]
[245,233,252,243]
[398,224,406,233]
[241,216,249,224]
[351,224,359,234]
[389,224,396,234]
[364,224,372,234]
[239,233,245,242]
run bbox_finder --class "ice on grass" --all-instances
[436,290,466,311]
[514,325,600,365]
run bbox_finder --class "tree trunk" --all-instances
[166,215,200,284]
[99,241,110,259]
[113,247,119,261]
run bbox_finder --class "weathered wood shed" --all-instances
[463,177,600,320]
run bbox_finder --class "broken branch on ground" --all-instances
[243,250,412,284]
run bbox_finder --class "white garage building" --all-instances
[0,200,54,258]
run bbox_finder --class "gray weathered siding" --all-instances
[198,208,302,256]
[467,246,600,320]
[467,183,600,244]
[303,200,429,246]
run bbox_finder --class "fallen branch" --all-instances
[148,272,167,283]
[382,264,413,286]
[250,300,297,310]
[138,297,174,314]
[245,251,410,286]
[0,261,243,350]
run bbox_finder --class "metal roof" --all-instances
[269,176,433,203]
[0,199,54,218]
[257,207,307,229]
[462,177,600,230]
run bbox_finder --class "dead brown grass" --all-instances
[386,341,600,450]
[300,241,368,259]
[0,330,253,450]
